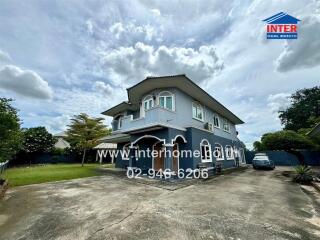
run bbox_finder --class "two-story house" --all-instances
[101,74,245,173]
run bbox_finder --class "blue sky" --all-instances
[0,0,319,149]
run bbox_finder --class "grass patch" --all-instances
[3,164,101,187]
[101,163,115,168]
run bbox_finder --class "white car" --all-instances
[252,153,275,170]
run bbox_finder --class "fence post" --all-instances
[0,161,9,177]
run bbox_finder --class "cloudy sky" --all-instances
[0,0,319,149]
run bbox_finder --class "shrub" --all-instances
[52,148,67,155]
[293,165,313,184]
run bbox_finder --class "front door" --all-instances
[153,142,164,171]
[172,143,179,172]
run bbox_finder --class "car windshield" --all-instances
[253,157,269,161]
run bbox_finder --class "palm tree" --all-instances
[66,113,110,166]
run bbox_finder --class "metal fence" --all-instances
[245,151,320,166]
[0,161,9,176]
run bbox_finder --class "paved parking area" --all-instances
[1,167,320,240]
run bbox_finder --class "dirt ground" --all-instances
[1,167,320,240]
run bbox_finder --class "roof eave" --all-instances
[101,101,132,116]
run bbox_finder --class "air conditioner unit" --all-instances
[205,122,214,132]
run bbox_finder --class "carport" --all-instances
[93,143,117,164]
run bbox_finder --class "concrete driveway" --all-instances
[1,167,320,240]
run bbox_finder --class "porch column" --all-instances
[164,144,174,171]
[129,146,137,168]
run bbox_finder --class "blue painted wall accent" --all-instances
[114,126,244,171]
[115,142,130,169]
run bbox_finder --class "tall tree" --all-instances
[279,86,320,131]
[0,98,23,162]
[22,127,55,165]
[66,113,110,166]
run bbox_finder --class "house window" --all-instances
[223,119,230,132]
[192,102,204,121]
[225,145,234,159]
[143,95,154,111]
[233,146,238,158]
[213,115,220,128]
[159,91,174,110]
[200,139,212,162]
[118,116,123,129]
[214,143,224,160]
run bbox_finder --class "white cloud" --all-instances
[0,65,53,99]
[93,81,113,95]
[85,19,94,35]
[150,9,161,17]
[267,93,291,113]
[276,15,320,72]
[0,49,11,63]
[102,42,224,85]
[47,114,71,133]
[109,22,125,39]
[109,22,159,42]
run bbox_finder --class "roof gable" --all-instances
[102,74,244,124]
[263,12,301,24]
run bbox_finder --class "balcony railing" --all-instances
[112,106,176,132]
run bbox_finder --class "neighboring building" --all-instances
[54,132,70,149]
[101,74,245,173]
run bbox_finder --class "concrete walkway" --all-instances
[1,167,320,239]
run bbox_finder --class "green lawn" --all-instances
[3,164,103,187]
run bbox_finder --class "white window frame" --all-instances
[158,91,175,111]
[143,95,154,111]
[213,115,220,128]
[239,148,246,164]
[225,145,234,160]
[192,102,204,121]
[200,139,212,162]
[122,143,130,160]
[223,119,230,132]
[214,143,224,161]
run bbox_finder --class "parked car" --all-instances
[252,153,275,170]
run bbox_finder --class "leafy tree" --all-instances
[22,127,55,165]
[0,98,23,162]
[253,141,264,151]
[66,113,110,166]
[255,130,316,165]
[279,87,320,131]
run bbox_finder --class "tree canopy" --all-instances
[279,86,320,132]
[66,113,110,166]
[255,130,315,151]
[0,98,23,162]
[22,127,55,154]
